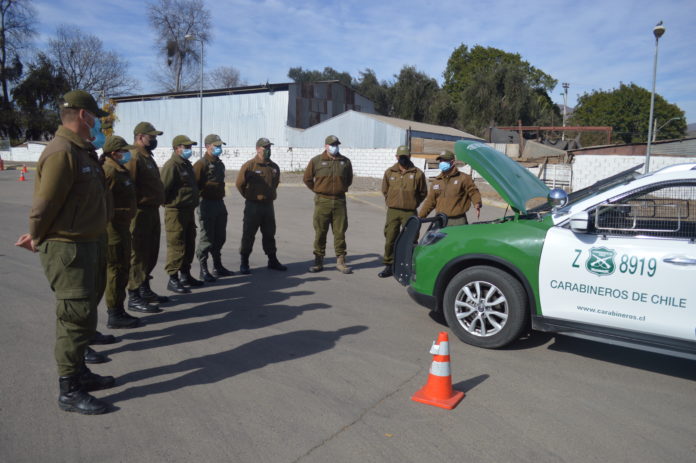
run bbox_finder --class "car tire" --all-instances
[442,266,529,349]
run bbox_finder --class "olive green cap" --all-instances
[204,134,226,146]
[134,121,163,136]
[256,137,273,147]
[436,149,455,161]
[172,135,197,147]
[61,90,109,117]
[103,135,135,153]
[325,135,341,145]
[396,145,410,156]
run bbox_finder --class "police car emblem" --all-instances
[586,247,616,276]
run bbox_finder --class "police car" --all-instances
[394,140,696,359]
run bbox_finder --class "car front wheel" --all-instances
[442,266,528,348]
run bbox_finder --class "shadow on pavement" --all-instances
[453,374,490,393]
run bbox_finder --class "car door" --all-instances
[538,181,696,342]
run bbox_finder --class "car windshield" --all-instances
[528,163,644,213]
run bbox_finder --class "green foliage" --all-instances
[571,83,686,144]
[390,65,439,122]
[287,66,353,88]
[352,68,391,116]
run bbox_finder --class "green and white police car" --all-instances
[394,140,696,359]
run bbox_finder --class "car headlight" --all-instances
[419,231,447,246]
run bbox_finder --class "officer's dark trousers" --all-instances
[383,208,415,265]
[196,198,227,262]
[105,221,131,309]
[313,195,348,257]
[240,200,277,256]
[39,240,99,377]
[164,207,196,275]
[128,206,160,290]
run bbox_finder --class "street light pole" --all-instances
[562,82,569,141]
[185,34,204,158]
[645,21,665,173]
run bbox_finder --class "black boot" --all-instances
[84,346,108,364]
[128,289,162,314]
[79,366,115,392]
[58,375,108,415]
[89,331,116,345]
[267,254,287,271]
[107,308,141,329]
[378,265,393,278]
[213,256,235,277]
[180,269,204,287]
[139,277,169,303]
[239,254,251,275]
[199,258,216,282]
[167,274,190,293]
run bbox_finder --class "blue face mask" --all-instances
[439,161,452,172]
[117,151,131,165]
[181,148,193,159]
[212,146,222,156]
[89,116,105,149]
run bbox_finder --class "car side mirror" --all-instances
[548,188,568,211]
[569,211,589,233]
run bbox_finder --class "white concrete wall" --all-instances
[571,155,694,190]
[4,143,46,162]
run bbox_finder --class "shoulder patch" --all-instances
[433,184,440,190]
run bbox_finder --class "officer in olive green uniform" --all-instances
[18,90,114,415]
[126,122,166,312]
[303,135,353,274]
[235,137,287,274]
[101,136,140,328]
[379,145,428,278]
[418,150,482,226]
[194,134,234,281]
[161,135,202,293]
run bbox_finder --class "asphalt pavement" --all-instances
[0,168,694,463]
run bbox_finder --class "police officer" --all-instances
[235,137,286,274]
[303,135,353,274]
[161,135,202,292]
[126,122,166,312]
[16,90,114,414]
[101,136,140,328]
[194,134,234,281]
[379,145,428,278]
[418,149,482,226]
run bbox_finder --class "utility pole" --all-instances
[562,82,569,141]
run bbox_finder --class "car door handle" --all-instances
[663,256,696,266]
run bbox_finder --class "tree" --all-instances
[352,68,391,116]
[389,65,439,122]
[48,25,139,97]
[287,66,353,87]
[147,0,211,92]
[207,66,245,89]
[0,0,35,109]
[571,82,686,144]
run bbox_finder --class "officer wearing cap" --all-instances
[161,135,202,292]
[418,149,482,226]
[235,137,286,274]
[16,90,114,415]
[379,145,428,278]
[194,134,234,281]
[303,135,353,274]
[100,136,140,329]
[125,121,166,313]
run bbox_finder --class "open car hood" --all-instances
[455,140,550,214]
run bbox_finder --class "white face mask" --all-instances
[328,145,339,155]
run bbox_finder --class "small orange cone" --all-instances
[18,171,26,182]
[21,164,28,173]
[411,331,464,410]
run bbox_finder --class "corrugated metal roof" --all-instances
[359,112,479,138]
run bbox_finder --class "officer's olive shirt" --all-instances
[303,151,353,198]
[193,153,226,200]
[418,166,482,218]
[235,157,280,201]
[29,126,108,244]
[381,163,428,210]
[125,145,165,207]
[160,152,200,209]
[102,156,137,225]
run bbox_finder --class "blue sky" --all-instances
[30,0,696,123]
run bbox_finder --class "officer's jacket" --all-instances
[381,163,428,211]
[102,156,137,225]
[161,153,200,209]
[125,145,165,207]
[235,156,280,201]
[29,126,108,244]
[418,166,482,218]
[193,153,226,200]
[303,151,353,198]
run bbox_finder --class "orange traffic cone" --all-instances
[411,331,464,410]
[21,164,28,173]
[18,171,26,182]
